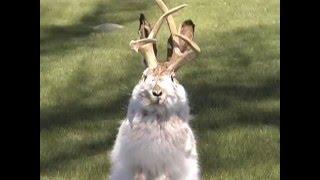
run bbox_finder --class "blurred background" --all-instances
[40,0,279,179]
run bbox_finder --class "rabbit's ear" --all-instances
[178,19,195,53]
[138,13,158,67]
[167,35,173,61]
[166,19,200,72]
[138,14,151,40]
[166,20,195,62]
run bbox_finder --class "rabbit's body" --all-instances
[110,67,199,180]
[111,115,198,180]
[110,1,201,179]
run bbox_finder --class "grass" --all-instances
[40,0,279,179]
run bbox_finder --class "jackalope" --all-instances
[110,0,201,179]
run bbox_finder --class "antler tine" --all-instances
[166,49,197,72]
[167,33,200,72]
[148,4,187,39]
[155,0,187,56]
[155,0,182,49]
[173,33,201,53]
[155,0,201,72]
[130,4,187,69]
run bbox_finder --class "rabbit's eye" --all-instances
[142,74,147,81]
[171,75,175,82]
[171,75,179,84]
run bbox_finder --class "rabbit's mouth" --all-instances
[149,96,166,105]
[139,91,167,106]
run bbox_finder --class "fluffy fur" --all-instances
[110,67,199,180]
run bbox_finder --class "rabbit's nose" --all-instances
[152,85,162,97]
[152,90,162,97]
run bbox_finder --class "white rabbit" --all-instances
[110,1,201,179]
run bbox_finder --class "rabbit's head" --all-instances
[127,1,200,122]
[129,65,188,118]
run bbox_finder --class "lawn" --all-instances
[40,0,280,179]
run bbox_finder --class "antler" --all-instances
[129,4,187,69]
[155,0,201,72]
[138,14,157,67]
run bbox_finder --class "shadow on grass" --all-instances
[40,54,141,174]
[41,20,279,176]
[185,24,279,126]
[40,55,141,130]
[181,24,279,175]
[197,24,280,66]
[40,0,153,56]
[41,135,114,175]
[187,76,279,126]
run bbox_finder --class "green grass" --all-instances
[40,0,279,179]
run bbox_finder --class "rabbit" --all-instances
[110,1,201,179]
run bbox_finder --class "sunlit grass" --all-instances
[40,0,279,179]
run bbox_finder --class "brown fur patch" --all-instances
[151,63,171,76]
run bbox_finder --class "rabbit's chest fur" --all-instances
[112,115,197,175]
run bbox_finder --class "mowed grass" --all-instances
[40,0,279,179]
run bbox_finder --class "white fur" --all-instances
[110,68,199,180]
